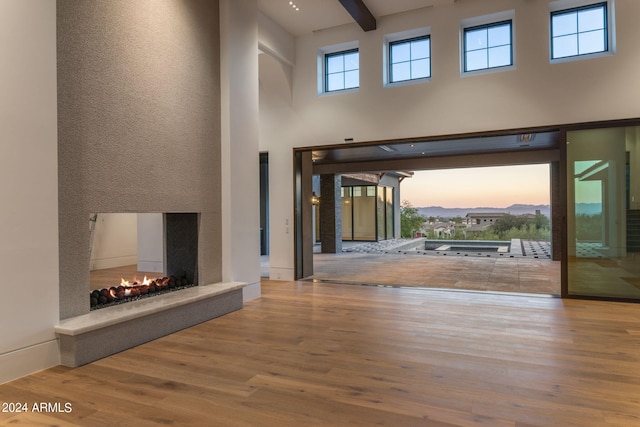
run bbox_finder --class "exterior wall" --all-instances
[57,0,222,319]
[319,175,342,252]
[259,0,640,278]
[0,0,60,384]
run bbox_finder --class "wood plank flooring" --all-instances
[2,280,640,426]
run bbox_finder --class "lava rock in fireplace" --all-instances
[90,275,196,310]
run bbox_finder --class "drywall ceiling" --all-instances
[257,0,454,37]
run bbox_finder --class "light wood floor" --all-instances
[2,280,640,426]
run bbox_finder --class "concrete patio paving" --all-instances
[309,239,561,295]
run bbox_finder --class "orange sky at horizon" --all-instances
[400,164,551,208]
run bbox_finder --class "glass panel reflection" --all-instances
[567,127,640,299]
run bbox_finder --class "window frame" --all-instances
[323,48,360,93]
[388,35,432,84]
[462,19,514,74]
[383,27,431,88]
[550,1,610,62]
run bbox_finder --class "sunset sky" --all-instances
[400,164,550,208]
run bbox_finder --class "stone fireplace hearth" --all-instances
[56,282,244,367]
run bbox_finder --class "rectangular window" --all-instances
[325,49,359,92]
[389,36,431,83]
[551,2,607,59]
[366,186,376,197]
[463,20,513,72]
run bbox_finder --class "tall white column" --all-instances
[220,0,261,300]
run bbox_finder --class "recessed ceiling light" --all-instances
[378,145,396,153]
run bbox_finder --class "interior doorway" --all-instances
[260,152,269,277]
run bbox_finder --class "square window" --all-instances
[389,35,431,83]
[463,20,513,73]
[324,49,359,93]
[551,2,608,60]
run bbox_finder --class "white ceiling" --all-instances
[257,0,454,37]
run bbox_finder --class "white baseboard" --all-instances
[269,267,295,281]
[243,281,261,302]
[0,340,60,385]
[90,255,138,271]
[137,261,164,273]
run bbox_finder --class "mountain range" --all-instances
[417,204,550,219]
[417,203,602,219]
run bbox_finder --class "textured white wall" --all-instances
[0,0,59,383]
[259,0,640,278]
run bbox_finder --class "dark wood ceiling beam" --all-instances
[338,0,376,32]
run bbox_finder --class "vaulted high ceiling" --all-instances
[257,0,455,37]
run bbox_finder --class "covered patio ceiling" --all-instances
[310,130,562,174]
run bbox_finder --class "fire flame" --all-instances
[91,274,183,308]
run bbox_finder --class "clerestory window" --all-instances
[463,20,513,72]
[389,36,431,83]
[324,49,359,92]
[551,2,608,60]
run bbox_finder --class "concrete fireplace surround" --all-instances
[56,282,245,367]
[54,1,232,364]
[57,0,223,316]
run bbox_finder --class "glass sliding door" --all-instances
[567,126,640,299]
[341,187,353,241]
[352,186,376,240]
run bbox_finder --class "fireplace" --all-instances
[88,212,199,310]
[57,211,245,367]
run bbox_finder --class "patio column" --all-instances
[320,174,342,253]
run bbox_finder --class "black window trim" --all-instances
[463,19,513,73]
[389,34,432,83]
[324,48,359,93]
[550,1,608,60]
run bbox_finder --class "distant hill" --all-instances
[416,203,602,220]
[575,203,602,215]
[417,204,551,219]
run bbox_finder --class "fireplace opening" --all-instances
[88,212,199,310]
[90,273,196,309]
